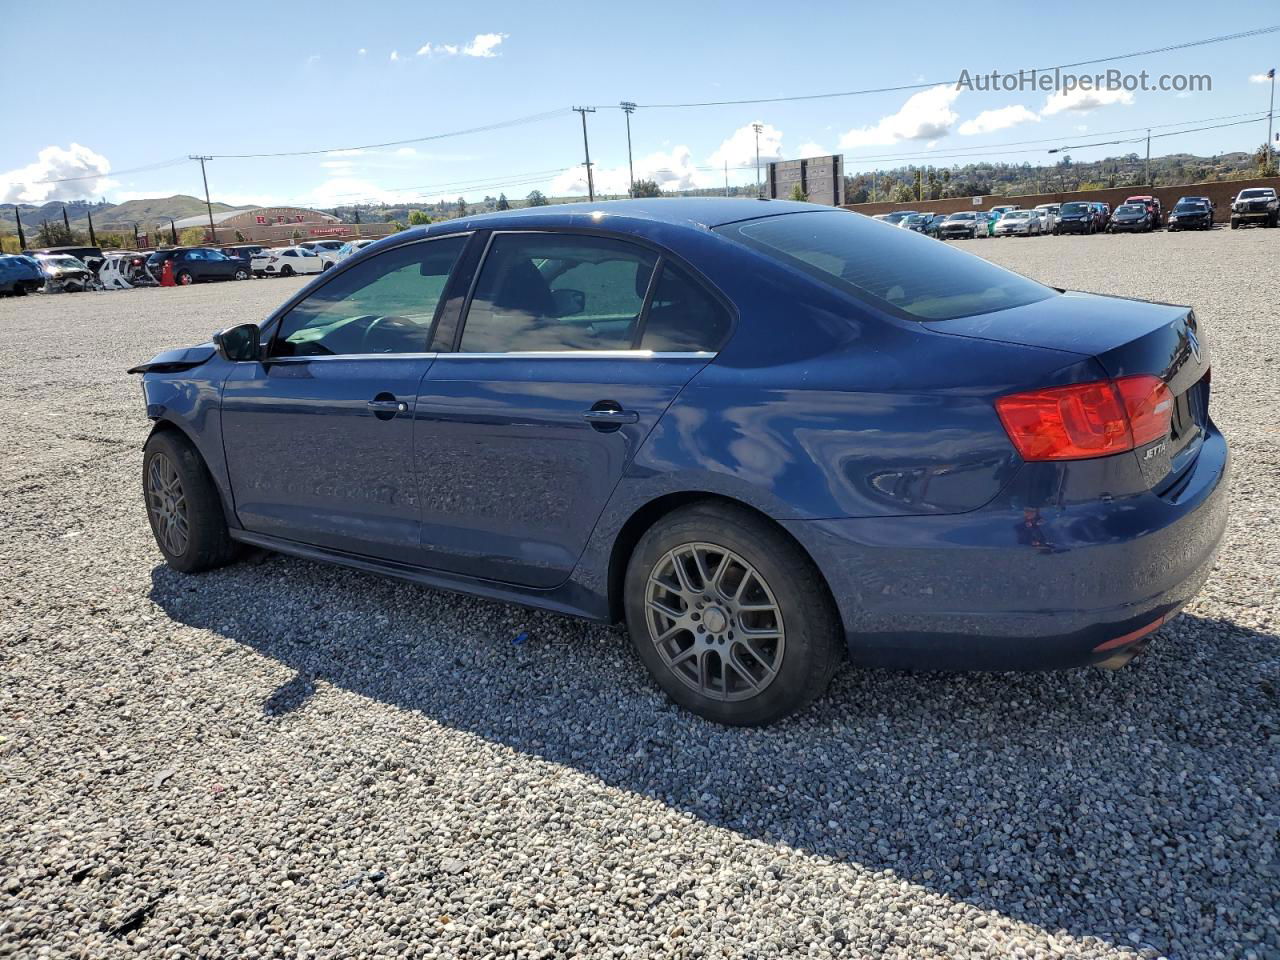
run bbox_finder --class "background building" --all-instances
[170,206,396,245]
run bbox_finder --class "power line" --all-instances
[621,25,1280,108]
[202,108,570,159]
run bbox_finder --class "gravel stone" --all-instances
[0,230,1276,959]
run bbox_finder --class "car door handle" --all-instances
[582,407,639,426]
[367,396,408,420]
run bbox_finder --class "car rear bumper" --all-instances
[1057,221,1091,233]
[784,427,1229,671]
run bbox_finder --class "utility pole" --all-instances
[189,155,217,244]
[619,101,636,197]
[13,205,26,250]
[169,219,178,245]
[724,160,729,197]
[753,123,764,198]
[1267,68,1276,171]
[1144,129,1151,187]
[572,107,596,202]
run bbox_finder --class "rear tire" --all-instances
[280,265,295,277]
[234,268,249,281]
[143,430,238,574]
[624,501,842,726]
[176,270,193,285]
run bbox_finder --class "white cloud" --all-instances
[394,147,417,156]
[1041,87,1134,115]
[794,141,828,158]
[306,54,320,65]
[417,33,507,58]
[358,48,367,56]
[321,160,355,170]
[463,33,507,57]
[0,143,116,204]
[298,177,401,206]
[708,122,783,170]
[551,145,719,197]
[327,149,365,157]
[1075,124,1088,133]
[838,85,960,149]
[1249,72,1273,84]
[390,50,400,61]
[958,104,1039,136]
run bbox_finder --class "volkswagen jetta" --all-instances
[129,199,1228,725]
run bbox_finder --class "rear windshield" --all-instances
[946,212,975,220]
[717,211,1055,321]
[1060,202,1090,214]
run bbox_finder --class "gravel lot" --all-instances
[1,229,1276,960]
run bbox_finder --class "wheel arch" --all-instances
[146,417,240,530]
[605,491,838,625]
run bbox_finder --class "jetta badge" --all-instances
[1186,327,1202,364]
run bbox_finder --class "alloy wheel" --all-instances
[146,452,189,556]
[644,542,785,702]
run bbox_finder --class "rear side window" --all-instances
[639,263,731,352]
[717,211,1054,321]
[460,233,656,352]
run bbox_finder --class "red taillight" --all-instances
[995,375,1172,461]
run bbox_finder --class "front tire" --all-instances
[623,502,842,726]
[176,270,194,285]
[143,430,238,574]
[234,268,249,281]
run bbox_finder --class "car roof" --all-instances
[414,197,822,240]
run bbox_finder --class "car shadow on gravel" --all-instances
[149,559,1278,955]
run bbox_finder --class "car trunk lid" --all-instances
[931,291,1211,492]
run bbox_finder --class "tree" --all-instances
[407,209,431,225]
[891,184,915,203]
[234,230,247,242]
[291,228,303,244]
[390,220,407,233]
[179,228,206,246]
[1254,142,1278,177]
[496,193,510,211]
[455,196,468,218]
[789,183,808,202]
[526,190,549,207]
[631,179,662,198]
[848,187,869,205]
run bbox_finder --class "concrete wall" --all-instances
[845,176,1280,222]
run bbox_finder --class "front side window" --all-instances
[717,210,1054,321]
[459,233,657,353]
[271,235,466,357]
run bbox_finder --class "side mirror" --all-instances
[551,288,586,318]
[213,322,262,362]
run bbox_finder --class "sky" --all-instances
[3,0,1279,209]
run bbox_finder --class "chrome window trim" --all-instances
[442,350,716,360]
[265,352,439,363]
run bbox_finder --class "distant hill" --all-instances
[0,195,248,232]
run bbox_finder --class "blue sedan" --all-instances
[129,199,1228,725]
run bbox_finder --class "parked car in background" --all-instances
[335,238,376,262]
[299,240,346,256]
[882,210,918,226]
[1056,201,1097,234]
[1167,201,1213,232]
[1177,196,1215,215]
[0,254,46,296]
[1107,203,1154,233]
[900,213,935,235]
[23,245,104,268]
[222,244,267,264]
[1033,203,1060,232]
[147,247,250,285]
[1090,202,1111,230]
[34,254,95,292]
[1229,187,1278,229]
[938,211,982,239]
[127,198,1227,725]
[993,210,1043,236]
[99,253,154,288]
[255,246,326,277]
[1125,196,1162,228]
